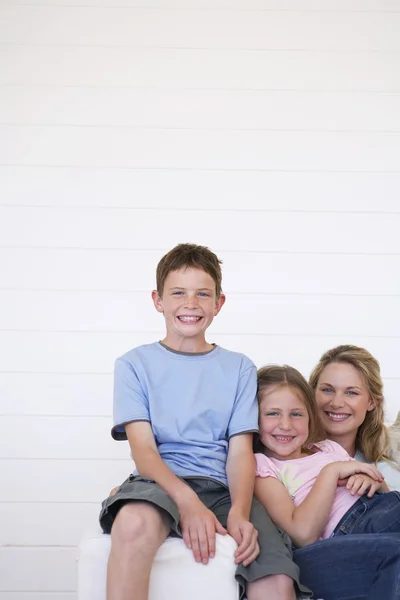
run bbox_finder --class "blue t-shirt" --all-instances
[112,342,258,486]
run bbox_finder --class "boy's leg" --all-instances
[107,502,170,600]
[207,485,310,600]
[99,476,181,600]
[239,499,310,600]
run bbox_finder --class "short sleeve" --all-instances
[112,358,150,440]
[227,363,258,438]
[255,453,279,479]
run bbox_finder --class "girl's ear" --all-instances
[367,396,375,412]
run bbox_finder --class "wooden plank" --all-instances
[0,547,77,592]
[0,373,112,416]
[1,47,399,90]
[0,594,75,600]
[1,208,400,254]
[1,459,133,502]
[0,415,129,459]
[1,8,399,49]
[0,503,100,546]
[1,0,399,11]
[2,127,400,170]
[2,88,400,131]
[2,168,400,212]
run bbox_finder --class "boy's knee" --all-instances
[268,573,294,590]
[111,502,169,546]
[248,573,295,599]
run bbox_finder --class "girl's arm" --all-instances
[255,460,383,547]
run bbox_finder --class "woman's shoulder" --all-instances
[376,458,400,491]
[355,448,400,491]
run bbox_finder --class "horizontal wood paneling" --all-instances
[3,2,400,594]
[2,1,400,10]
[2,127,400,170]
[0,547,76,592]
[2,249,400,294]
[1,208,400,254]
[0,594,75,600]
[2,88,400,131]
[1,48,399,89]
[2,168,400,211]
[1,290,399,336]
[1,373,398,422]
[0,503,100,546]
[1,459,133,502]
[0,416,128,459]
[0,331,155,373]
[0,373,113,416]
[1,8,400,49]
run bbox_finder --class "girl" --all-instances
[310,345,400,491]
[254,365,400,548]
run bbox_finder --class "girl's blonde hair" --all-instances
[309,345,390,463]
[254,364,325,453]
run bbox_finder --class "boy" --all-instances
[100,243,310,600]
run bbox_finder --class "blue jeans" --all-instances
[294,533,400,600]
[333,490,400,536]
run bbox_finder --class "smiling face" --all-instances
[315,362,374,449]
[259,385,310,461]
[152,267,225,352]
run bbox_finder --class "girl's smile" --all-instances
[259,386,310,461]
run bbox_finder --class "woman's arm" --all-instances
[255,461,383,547]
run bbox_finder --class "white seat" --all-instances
[77,529,240,600]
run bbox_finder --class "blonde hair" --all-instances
[309,345,390,463]
[255,364,325,453]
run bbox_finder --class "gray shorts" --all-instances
[99,475,311,599]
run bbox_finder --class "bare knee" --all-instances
[111,502,169,548]
[248,573,295,600]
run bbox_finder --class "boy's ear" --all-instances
[214,293,226,316]
[151,289,164,313]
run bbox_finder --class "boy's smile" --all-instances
[152,267,225,353]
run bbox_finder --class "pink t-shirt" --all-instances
[255,440,360,539]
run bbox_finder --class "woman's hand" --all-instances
[324,461,384,483]
[345,473,382,497]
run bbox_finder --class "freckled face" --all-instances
[152,267,225,344]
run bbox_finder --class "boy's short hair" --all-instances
[156,243,223,298]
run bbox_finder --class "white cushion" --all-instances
[77,530,239,600]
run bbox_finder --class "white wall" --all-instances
[1,1,400,598]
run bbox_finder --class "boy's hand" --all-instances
[345,473,382,497]
[179,496,227,565]
[227,509,259,567]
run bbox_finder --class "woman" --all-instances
[309,344,400,491]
